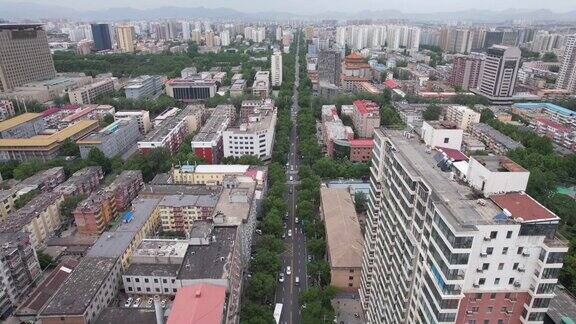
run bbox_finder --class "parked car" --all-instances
[124,297,133,307]
[132,298,141,308]
[147,298,153,307]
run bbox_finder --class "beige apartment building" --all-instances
[115,25,135,53]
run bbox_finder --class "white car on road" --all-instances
[279,272,285,283]
[286,266,292,275]
[288,230,292,237]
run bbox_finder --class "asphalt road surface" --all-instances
[274,32,309,324]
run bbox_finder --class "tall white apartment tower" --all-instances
[556,35,576,94]
[271,50,283,87]
[360,128,567,324]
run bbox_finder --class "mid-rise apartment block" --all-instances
[223,102,277,160]
[271,51,282,87]
[138,105,200,154]
[54,166,104,197]
[157,194,219,233]
[191,105,235,164]
[445,105,481,130]
[352,100,381,138]
[252,71,270,98]
[0,192,64,248]
[114,110,152,134]
[450,54,484,90]
[0,233,41,317]
[78,118,140,158]
[68,79,115,104]
[104,170,143,212]
[361,128,567,324]
[124,75,164,99]
[0,24,56,92]
[230,79,247,97]
[73,190,117,235]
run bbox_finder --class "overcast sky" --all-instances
[3,0,576,14]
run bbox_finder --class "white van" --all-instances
[289,176,294,181]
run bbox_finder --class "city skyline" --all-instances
[1,0,576,19]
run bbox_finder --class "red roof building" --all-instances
[352,100,380,138]
[532,117,576,151]
[383,79,400,89]
[167,283,226,324]
[436,146,469,162]
[490,192,559,222]
[350,139,374,162]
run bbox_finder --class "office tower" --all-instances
[91,23,112,51]
[477,45,520,100]
[440,27,473,53]
[115,25,135,53]
[556,35,576,94]
[181,21,190,40]
[0,24,56,92]
[360,127,567,324]
[167,21,178,39]
[318,49,342,86]
[450,53,484,90]
[271,50,282,87]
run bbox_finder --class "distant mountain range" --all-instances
[1,2,576,22]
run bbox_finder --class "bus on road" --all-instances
[274,303,283,324]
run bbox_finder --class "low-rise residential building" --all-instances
[138,105,199,154]
[0,100,15,121]
[124,75,164,99]
[73,190,117,235]
[445,105,481,130]
[532,117,576,150]
[191,105,235,164]
[352,100,380,138]
[0,120,99,162]
[471,122,524,154]
[114,110,152,134]
[349,139,374,162]
[68,79,115,104]
[252,71,270,98]
[0,113,45,139]
[0,233,42,318]
[229,78,246,97]
[513,102,576,127]
[104,170,143,212]
[223,102,277,160]
[320,188,363,292]
[172,164,254,186]
[78,118,140,158]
